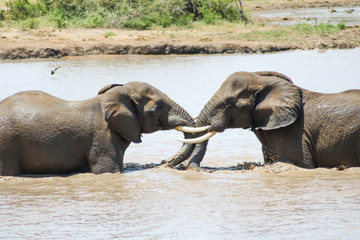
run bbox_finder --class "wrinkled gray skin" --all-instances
[169,71,360,169]
[0,82,195,176]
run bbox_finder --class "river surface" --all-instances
[255,6,360,26]
[0,49,360,239]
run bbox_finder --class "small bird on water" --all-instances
[51,66,61,75]
[345,9,355,14]
[328,7,337,13]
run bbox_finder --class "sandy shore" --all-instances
[1,0,360,60]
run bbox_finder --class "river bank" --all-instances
[1,0,360,60]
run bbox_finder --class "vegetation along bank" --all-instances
[0,0,360,60]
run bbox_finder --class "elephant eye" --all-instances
[225,103,233,108]
[155,99,166,110]
[155,104,163,111]
[225,99,236,108]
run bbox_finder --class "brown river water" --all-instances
[0,49,360,239]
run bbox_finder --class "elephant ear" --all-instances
[251,77,302,130]
[101,85,142,143]
[98,84,123,95]
[254,71,293,83]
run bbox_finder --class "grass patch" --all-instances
[294,23,344,35]
[237,29,289,42]
[104,32,117,38]
[337,22,346,30]
[235,22,347,43]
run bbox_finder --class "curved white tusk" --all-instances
[175,125,210,133]
[175,131,217,144]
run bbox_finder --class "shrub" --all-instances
[80,13,106,28]
[199,6,221,24]
[6,0,45,20]
[49,8,68,28]
[188,0,242,23]
[21,18,40,30]
[123,18,151,30]
[4,0,248,29]
[0,10,6,21]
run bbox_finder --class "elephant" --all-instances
[0,81,203,176]
[171,71,360,169]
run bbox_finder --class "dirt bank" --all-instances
[1,0,360,60]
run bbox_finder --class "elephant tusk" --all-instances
[175,131,217,144]
[175,125,210,133]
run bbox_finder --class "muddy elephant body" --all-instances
[0,82,194,176]
[254,88,360,168]
[171,71,360,169]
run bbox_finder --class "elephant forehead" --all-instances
[222,79,260,96]
[225,72,260,88]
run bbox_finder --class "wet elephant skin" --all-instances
[0,82,194,176]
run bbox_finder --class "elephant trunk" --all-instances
[167,97,215,168]
[185,107,210,168]
[168,101,196,128]
[165,102,198,166]
[185,96,222,168]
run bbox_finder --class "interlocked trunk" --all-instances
[166,102,197,166]
[167,97,216,168]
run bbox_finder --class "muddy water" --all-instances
[1,49,360,239]
[255,6,360,26]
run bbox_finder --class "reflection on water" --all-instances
[255,6,360,26]
[1,49,360,239]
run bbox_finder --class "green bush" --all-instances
[49,8,68,28]
[21,17,40,30]
[174,14,193,26]
[199,6,221,24]
[4,0,247,29]
[190,0,242,23]
[6,0,46,20]
[79,13,106,28]
[0,10,6,21]
[119,0,193,29]
[123,18,151,30]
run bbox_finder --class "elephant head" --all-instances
[170,71,302,168]
[98,82,202,145]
